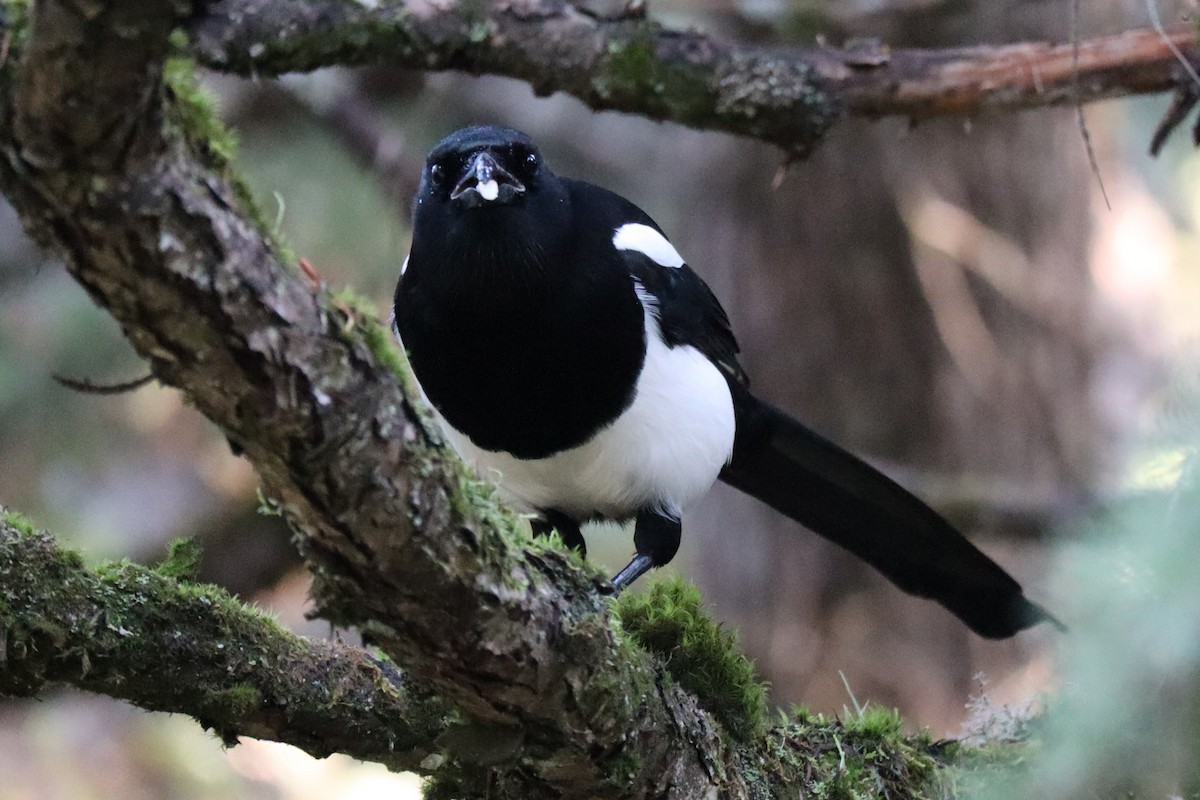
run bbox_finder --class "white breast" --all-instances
[396,298,735,521]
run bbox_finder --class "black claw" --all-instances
[610,554,655,592]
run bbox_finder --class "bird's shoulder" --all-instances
[562,178,748,387]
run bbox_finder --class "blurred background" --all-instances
[3,0,1200,797]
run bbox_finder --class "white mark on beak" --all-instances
[478,179,499,201]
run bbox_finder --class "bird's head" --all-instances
[419,125,548,211]
[410,125,571,276]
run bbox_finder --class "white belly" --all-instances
[410,315,735,521]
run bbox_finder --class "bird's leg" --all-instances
[611,509,681,591]
[530,508,587,558]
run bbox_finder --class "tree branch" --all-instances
[0,510,449,771]
[837,24,1200,119]
[190,0,841,156]
[189,0,1198,153]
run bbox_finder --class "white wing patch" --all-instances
[400,254,410,275]
[612,223,684,268]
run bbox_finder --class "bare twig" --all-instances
[1072,0,1111,210]
[52,372,154,394]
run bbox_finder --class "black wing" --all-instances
[624,255,749,388]
[562,178,747,386]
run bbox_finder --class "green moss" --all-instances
[205,682,266,744]
[157,537,203,582]
[605,36,659,94]
[159,54,297,266]
[0,0,31,60]
[0,507,452,772]
[597,28,704,108]
[844,704,905,739]
[613,576,768,740]
[938,741,1033,798]
[757,706,946,800]
[448,460,525,543]
[359,305,410,380]
[162,56,239,166]
[174,578,288,630]
[212,682,264,715]
[256,488,286,518]
[1,507,37,536]
[328,288,415,386]
[591,20,835,154]
[521,526,588,568]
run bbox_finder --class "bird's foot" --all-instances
[609,554,654,593]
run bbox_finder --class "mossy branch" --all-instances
[189,0,1198,154]
[0,509,450,770]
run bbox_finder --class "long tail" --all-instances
[719,385,1063,639]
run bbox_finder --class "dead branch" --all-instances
[836,24,1199,118]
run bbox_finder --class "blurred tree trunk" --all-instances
[686,2,1119,727]
[689,111,1092,728]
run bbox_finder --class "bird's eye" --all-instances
[525,152,539,172]
[429,163,444,185]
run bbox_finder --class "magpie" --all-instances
[393,124,1061,639]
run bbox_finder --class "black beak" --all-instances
[450,151,526,207]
